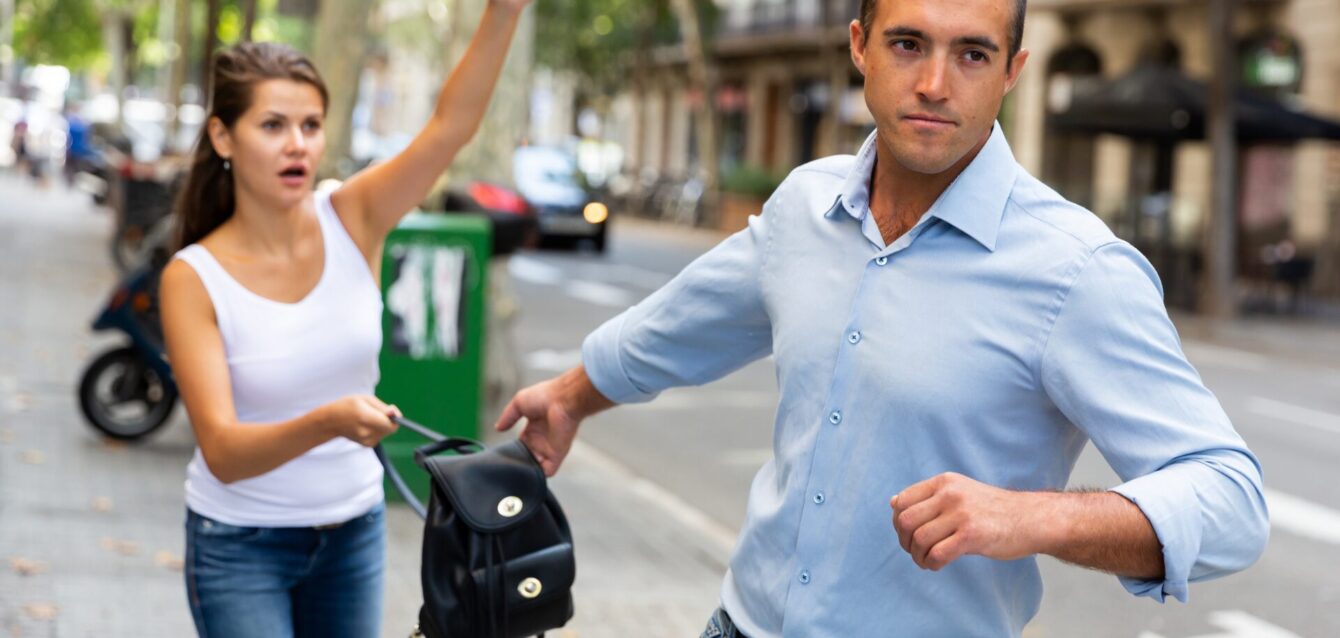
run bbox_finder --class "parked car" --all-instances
[441,181,539,258]
[513,145,609,252]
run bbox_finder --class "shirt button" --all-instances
[799,570,811,584]
[828,411,842,425]
[813,492,825,505]
[847,331,861,344]
[875,256,889,266]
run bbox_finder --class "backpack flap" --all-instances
[421,440,547,533]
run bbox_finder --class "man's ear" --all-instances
[850,19,867,76]
[207,116,233,160]
[1004,48,1030,95]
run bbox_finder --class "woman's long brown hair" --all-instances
[173,42,329,251]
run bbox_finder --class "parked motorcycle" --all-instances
[77,221,178,441]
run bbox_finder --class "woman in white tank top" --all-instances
[158,2,532,636]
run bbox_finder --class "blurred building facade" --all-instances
[613,0,1340,306]
[616,0,868,187]
[1013,0,1340,304]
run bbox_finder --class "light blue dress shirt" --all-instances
[582,124,1269,637]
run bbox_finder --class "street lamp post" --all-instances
[1202,0,1239,318]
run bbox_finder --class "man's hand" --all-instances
[494,366,614,477]
[891,472,1041,571]
[891,473,1166,578]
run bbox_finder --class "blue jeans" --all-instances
[184,504,386,638]
[701,606,748,638]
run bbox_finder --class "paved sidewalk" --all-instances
[0,176,723,638]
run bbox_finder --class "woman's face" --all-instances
[209,79,326,211]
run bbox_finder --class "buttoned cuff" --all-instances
[580,313,659,404]
[1110,468,1202,603]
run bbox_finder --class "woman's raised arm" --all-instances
[332,0,532,253]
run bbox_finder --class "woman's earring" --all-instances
[223,159,231,172]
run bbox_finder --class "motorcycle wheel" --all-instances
[78,347,177,441]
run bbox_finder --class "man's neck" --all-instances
[868,130,990,246]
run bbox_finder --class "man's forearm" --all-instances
[1024,490,1164,580]
[557,365,616,421]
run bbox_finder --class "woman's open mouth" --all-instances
[279,165,308,187]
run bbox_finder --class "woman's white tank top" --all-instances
[173,189,384,527]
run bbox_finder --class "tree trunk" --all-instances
[122,15,138,92]
[166,0,191,148]
[0,0,16,91]
[102,11,129,128]
[439,0,535,192]
[202,0,221,100]
[242,0,259,42]
[312,0,378,178]
[668,0,718,224]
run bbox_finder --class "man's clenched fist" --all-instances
[891,472,1043,571]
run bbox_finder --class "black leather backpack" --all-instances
[377,417,575,638]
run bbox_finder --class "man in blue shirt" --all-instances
[496,0,1269,635]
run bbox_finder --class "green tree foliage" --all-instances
[534,0,641,97]
[533,0,717,98]
[12,0,103,69]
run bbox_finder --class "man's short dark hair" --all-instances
[858,0,1027,69]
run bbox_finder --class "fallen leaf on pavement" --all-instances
[19,450,44,465]
[20,603,58,621]
[98,537,141,557]
[0,428,13,444]
[154,550,184,571]
[91,496,114,512]
[8,557,47,576]
[100,439,128,452]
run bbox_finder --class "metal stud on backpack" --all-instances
[377,416,575,638]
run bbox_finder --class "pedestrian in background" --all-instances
[62,102,94,186]
[158,1,532,636]
[495,0,1269,636]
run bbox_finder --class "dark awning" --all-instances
[1049,64,1340,142]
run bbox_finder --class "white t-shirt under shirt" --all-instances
[173,189,385,527]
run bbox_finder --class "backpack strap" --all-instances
[376,416,484,520]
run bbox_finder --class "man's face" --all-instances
[851,0,1028,175]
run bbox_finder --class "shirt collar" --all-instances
[827,122,1019,252]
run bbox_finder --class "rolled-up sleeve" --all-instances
[1040,242,1269,603]
[581,196,777,404]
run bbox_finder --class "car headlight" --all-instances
[583,202,609,224]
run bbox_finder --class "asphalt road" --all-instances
[508,216,1340,638]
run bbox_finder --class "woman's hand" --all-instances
[322,395,401,447]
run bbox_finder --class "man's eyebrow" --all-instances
[954,36,1000,52]
[883,26,927,40]
[882,26,1001,53]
